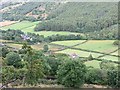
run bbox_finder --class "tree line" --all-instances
[0,29,85,44]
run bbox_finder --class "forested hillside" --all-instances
[35,2,118,34]
[1,2,61,21]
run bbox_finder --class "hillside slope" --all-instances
[35,2,118,33]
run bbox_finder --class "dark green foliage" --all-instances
[43,45,49,52]
[6,52,22,68]
[45,57,62,76]
[107,70,120,88]
[113,40,119,45]
[100,61,116,70]
[0,29,85,44]
[85,68,107,85]
[1,66,17,85]
[0,46,9,58]
[25,60,44,85]
[57,59,87,88]
[88,54,93,60]
[35,2,118,35]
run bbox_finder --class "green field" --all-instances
[111,51,119,56]
[6,43,60,51]
[56,49,103,58]
[74,40,117,53]
[100,55,118,62]
[52,40,118,53]
[1,21,40,30]
[52,40,119,63]
[85,60,101,68]
[1,21,80,37]
[51,40,86,46]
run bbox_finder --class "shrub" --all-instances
[43,45,49,52]
[113,40,119,45]
[85,68,107,85]
[46,57,62,76]
[57,59,87,88]
[107,69,120,88]
[6,52,22,68]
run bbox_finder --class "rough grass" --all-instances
[51,40,86,46]
[52,40,117,53]
[6,43,60,51]
[99,55,118,62]
[85,60,101,68]
[0,39,13,43]
[56,49,103,58]
[74,40,117,53]
[1,21,39,30]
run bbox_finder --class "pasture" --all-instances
[56,49,103,58]
[1,21,39,30]
[52,40,119,64]
[74,40,117,53]
[51,40,86,46]
[0,21,80,37]
[6,43,60,51]
[84,60,101,68]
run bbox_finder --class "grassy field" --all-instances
[1,21,40,30]
[99,55,118,61]
[52,40,117,53]
[111,51,119,56]
[6,43,60,51]
[51,40,86,46]
[56,49,103,58]
[1,21,80,37]
[84,60,101,68]
[74,40,117,53]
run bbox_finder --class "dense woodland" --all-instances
[35,2,118,33]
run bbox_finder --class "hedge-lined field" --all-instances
[52,40,117,53]
[74,40,117,53]
[52,40,119,68]
[6,43,60,51]
[51,40,86,46]
[1,21,80,37]
[56,49,103,58]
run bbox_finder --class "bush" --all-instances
[57,59,87,88]
[85,68,107,85]
[113,40,119,45]
[43,45,49,52]
[107,70,120,88]
[46,57,62,76]
[6,52,22,68]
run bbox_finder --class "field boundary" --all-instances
[51,43,119,58]
[50,40,88,52]
[97,48,119,58]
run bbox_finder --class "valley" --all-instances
[0,1,119,89]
